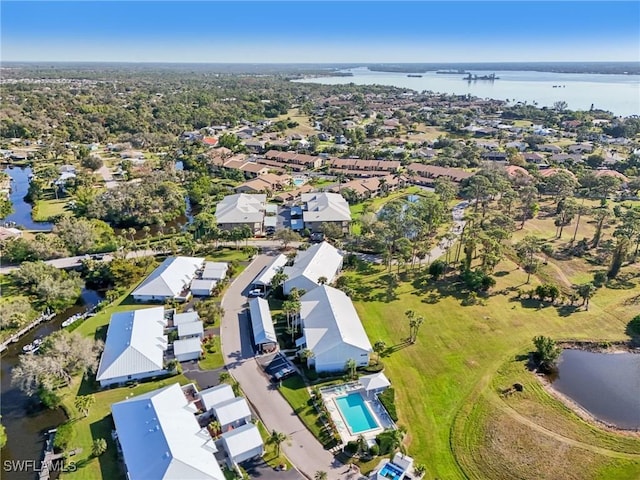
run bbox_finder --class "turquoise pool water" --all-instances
[379,462,405,479]
[335,393,379,434]
[292,178,305,186]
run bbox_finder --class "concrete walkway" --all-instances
[220,255,346,480]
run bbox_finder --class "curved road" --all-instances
[220,254,346,480]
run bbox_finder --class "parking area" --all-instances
[257,352,297,380]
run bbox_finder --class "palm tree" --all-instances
[410,316,424,343]
[373,340,386,365]
[208,420,221,438]
[268,430,289,457]
[299,348,314,367]
[317,276,328,285]
[574,283,596,310]
[314,471,328,480]
[345,358,357,380]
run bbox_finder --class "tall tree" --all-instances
[516,235,542,284]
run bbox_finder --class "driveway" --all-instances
[220,256,345,480]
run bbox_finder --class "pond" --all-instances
[2,166,54,231]
[550,349,640,430]
[0,288,104,480]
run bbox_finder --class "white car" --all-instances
[248,289,264,297]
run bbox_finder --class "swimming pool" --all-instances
[335,392,379,434]
[292,178,305,186]
[378,461,405,479]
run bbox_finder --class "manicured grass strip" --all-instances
[199,335,224,370]
[256,420,293,470]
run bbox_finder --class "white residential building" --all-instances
[173,337,202,362]
[298,285,372,373]
[112,383,224,480]
[301,192,351,233]
[132,256,205,302]
[215,193,266,235]
[220,423,264,465]
[211,397,252,431]
[248,297,277,354]
[251,254,287,289]
[198,384,235,412]
[283,241,343,295]
[96,307,168,387]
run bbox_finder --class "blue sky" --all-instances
[2,1,639,62]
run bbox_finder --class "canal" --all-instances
[0,289,103,480]
[1,166,54,231]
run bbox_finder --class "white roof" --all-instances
[221,423,263,458]
[300,285,372,356]
[178,321,204,338]
[173,311,200,326]
[96,307,167,382]
[215,194,265,224]
[112,383,223,480]
[359,372,391,391]
[132,257,204,298]
[248,298,277,345]
[190,279,216,294]
[284,242,342,294]
[202,262,228,280]
[173,338,202,357]
[212,397,251,427]
[253,254,287,287]
[199,384,235,411]
[301,192,351,223]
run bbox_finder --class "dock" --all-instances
[0,311,55,354]
[39,429,64,480]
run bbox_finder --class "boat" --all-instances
[22,338,43,354]
[464,73,499,81]
[61,312,83,328]
[407,74,423,78]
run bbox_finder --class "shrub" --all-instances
[378,388,398,422]
[39,387,62,409]
[628,315,640,337]
[344,440,358,454]
[53,422,75,452]
[593,271,607,287]
[369,443,380,457]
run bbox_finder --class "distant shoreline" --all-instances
[1,61,639,76]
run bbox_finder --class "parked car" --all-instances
[248,288,264,297]
[273,366,295,381]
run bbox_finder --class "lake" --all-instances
[295,68,640,117]
[2,166,54,231]
[0,289,104,480]
[550,349,640,430]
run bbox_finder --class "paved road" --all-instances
[96,164,118,189]
[220,256,346,480]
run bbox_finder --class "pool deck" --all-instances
[320,382,396,444]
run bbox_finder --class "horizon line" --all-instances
[3,60,640,65]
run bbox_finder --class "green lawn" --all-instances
[350,186,421,220]
[256,420,293,470]
[199,335,224,370]
[340,253,640,479]
[60,374,194,480]
[33,197,69,221]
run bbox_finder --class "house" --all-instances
[300,192,351,233]
[539,144,562,153]
[215,193,266,235]
[252,254,288,290]
[211,397,252,432]
[523,152,545,164]
[220,423,264,465]
[190,279,217,297]
[406,163,474,184]
[198,384,235,412]
[481,152,508,161]
[172,311,199,326]
[298,285,372,373]
[177,320,204,340]
[248,298,277,354]
[173,337,202,362]
[132,256,205,302]
[264,150,324,170]
[95,307,168,387]
[374,453,415,480]
[283,241,343,295]
[111,383,224,480]
[203,262,228,281]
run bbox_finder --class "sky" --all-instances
[1,1,639,63]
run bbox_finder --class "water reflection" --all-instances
[2,166,54,231]
[0,288,104,479]
[550,349,640,430]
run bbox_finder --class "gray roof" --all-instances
[199,384,235,411]
[190,279,216,294]
[173,311,200,326]
[284,242,342,294]
[215,194,266,224]
[212,397,251,427]
[300,285,372,356]
[202,262,228,280]
[221,423,263,459]
[178,321,204,338]
[96,307,168,382]
[112,383,223,480]
[248,298,277,345]
[132,257,204,298]
[301,192,351,223]
[252,254,287,287]
[173,338,202,357]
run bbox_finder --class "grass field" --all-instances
[199,334,224,370]
[60,374,193,480]
[341,245,639,479]
[33,197,69,221]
